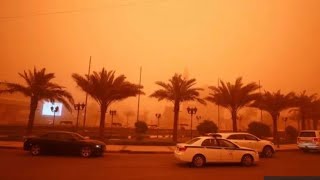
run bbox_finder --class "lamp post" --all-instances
[155,113,161,138]
[109,110,117,138]
[74,103,86,130]
[187,107,197,139]
[50,105,59,127]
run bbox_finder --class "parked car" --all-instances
[297,130,320,152]
[174,136,259,167]
[208,132,275,158]
[23,131,106,157]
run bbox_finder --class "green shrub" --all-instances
[247,121,271,138]
[285,125,298,143]
[196,120,218,135]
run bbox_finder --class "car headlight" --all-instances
[95,145,101,148]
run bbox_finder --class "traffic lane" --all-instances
[0,149,319,180]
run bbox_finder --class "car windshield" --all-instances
[71,133,86,140]
[299,132,316,137]
[185,138,201,144]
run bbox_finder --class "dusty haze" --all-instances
[0,0,319,128]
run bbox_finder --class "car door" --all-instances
[227,134,245,147]
[56,133,79,155]
[201,138,220,162]
[244,134,259,150]
[41,133,60,154]
[217,139,235,162]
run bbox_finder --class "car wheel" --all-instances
[241,154,254,167]
[263,146,273,158]
[30,144,41,156]
[80,146,92,158]
[192,155,206,168]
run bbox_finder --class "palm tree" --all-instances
[293,91,318,130]
[150,74,205,142]
[251,90,295,145]
[72,68,143,138]
[206,77,259,132]
[0,68,74,134]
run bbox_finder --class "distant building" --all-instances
[0,98,29,125]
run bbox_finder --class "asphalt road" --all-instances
[0,149,319,180]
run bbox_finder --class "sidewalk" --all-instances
[0,141,298,153]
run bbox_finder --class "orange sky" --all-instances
[1,0,320,125]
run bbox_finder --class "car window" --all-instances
[185,138,201,144]
[228,134,246,140]
[201,139,218,146]
[42,133,58,140]
[56,133,75,141]
[218,139,238,148]
[227,134,239,140]
[72,133,85,140]
[299,132,316,137]
[245,134,257,140]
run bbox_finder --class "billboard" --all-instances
[42,101,63,116]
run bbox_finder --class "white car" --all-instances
[297,130,320,152]
[174,136,259,167]
[212,133,275,158]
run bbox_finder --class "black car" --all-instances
[23,131,106,157]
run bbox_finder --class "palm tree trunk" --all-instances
[99,103,107,138]
[272,113,279,146]
[26,97,38,135]
[313,119,318,130]
[231,109,238,132]
[301,113,306,130]
[173,101,180,142]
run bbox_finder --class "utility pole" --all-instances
[83,56,91,128]
[217,78,220,130]
[136,66,142,122]
[259,80,263,121]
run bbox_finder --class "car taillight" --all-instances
[313,138,320,142]
[297,137,301,142]
[177,146,188,152]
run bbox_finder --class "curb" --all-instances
[0,145,299,153]
[0,146,174,154]
[107,150,173,154]
[0,146,22,150]
[275,149,299,152]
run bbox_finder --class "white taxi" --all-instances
[213,133,275,158]
[174,136,259,167]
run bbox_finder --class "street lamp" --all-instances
[187,107,197,139]
[109,110,117,138]
[155,113,161,138]
[50,105,59,127]
[74,103,86,130]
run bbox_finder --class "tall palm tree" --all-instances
[0,68,74,134]
[206,77,259,132]
[293,91,318,130]
[251,90,295,145]
[72,68,143,138]
[150,74,205,142]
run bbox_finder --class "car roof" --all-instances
[44,131,77,134]
[217,132,251,135]
[299,130,320,132]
